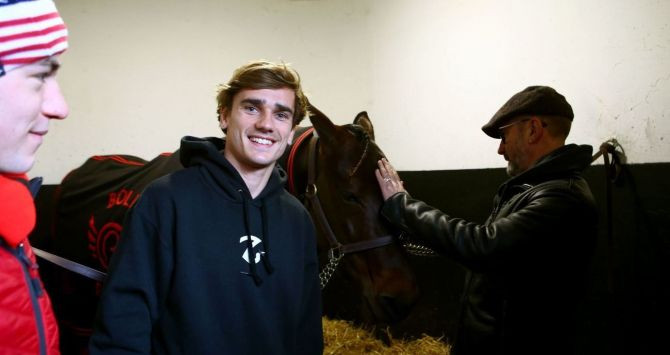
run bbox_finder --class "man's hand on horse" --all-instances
[376,158,405,201]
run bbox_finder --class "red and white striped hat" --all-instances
[0,0,68,77]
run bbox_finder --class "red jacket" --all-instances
[1,174,60,355]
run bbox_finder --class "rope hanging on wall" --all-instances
[592,138,627,294]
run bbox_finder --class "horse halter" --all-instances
[287,128,395,288]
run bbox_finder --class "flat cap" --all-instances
[482,86,573,138]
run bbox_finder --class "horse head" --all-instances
[296,103,419,324]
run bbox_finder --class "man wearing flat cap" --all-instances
[376,86,597,354]
[1,0,69,354]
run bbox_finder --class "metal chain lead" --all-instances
[399,232,438,257]
[319,247,343,289]
[318,234,436,289]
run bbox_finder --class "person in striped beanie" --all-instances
[0,0,69,354]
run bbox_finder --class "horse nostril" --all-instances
[378,294,412,322]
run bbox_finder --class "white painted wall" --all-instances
[32,0,670,183]
[368,0,670,170]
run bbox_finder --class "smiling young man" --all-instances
[90,61,323,355]
[0,1,69,354]
[220,87,296,196]
[376,86,597,355]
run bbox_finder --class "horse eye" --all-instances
[343,192,363,205]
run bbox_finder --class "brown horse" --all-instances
[32,105,419,351]
[287,106,419,324]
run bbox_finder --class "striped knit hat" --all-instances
[0,0,67,77]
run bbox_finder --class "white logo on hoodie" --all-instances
[240,235,265,264]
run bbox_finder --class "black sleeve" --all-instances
[381,189,592,271]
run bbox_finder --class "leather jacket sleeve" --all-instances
[381,186,595,272]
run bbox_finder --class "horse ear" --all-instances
[307,100,339,145]
[353,111,375,141]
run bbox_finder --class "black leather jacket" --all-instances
[382,144,597,355]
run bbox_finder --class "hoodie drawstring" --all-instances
[260,201,274,274]
[241,193,262,286]
[239,191,274,286]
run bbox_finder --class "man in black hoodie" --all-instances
[375,86,597,355]
[90,61,323,354]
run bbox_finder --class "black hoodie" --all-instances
[90,136,323,355]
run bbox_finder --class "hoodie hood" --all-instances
[179,136,288,285]
[179,136,288,203]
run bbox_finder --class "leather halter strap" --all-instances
[304,135,394,255]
